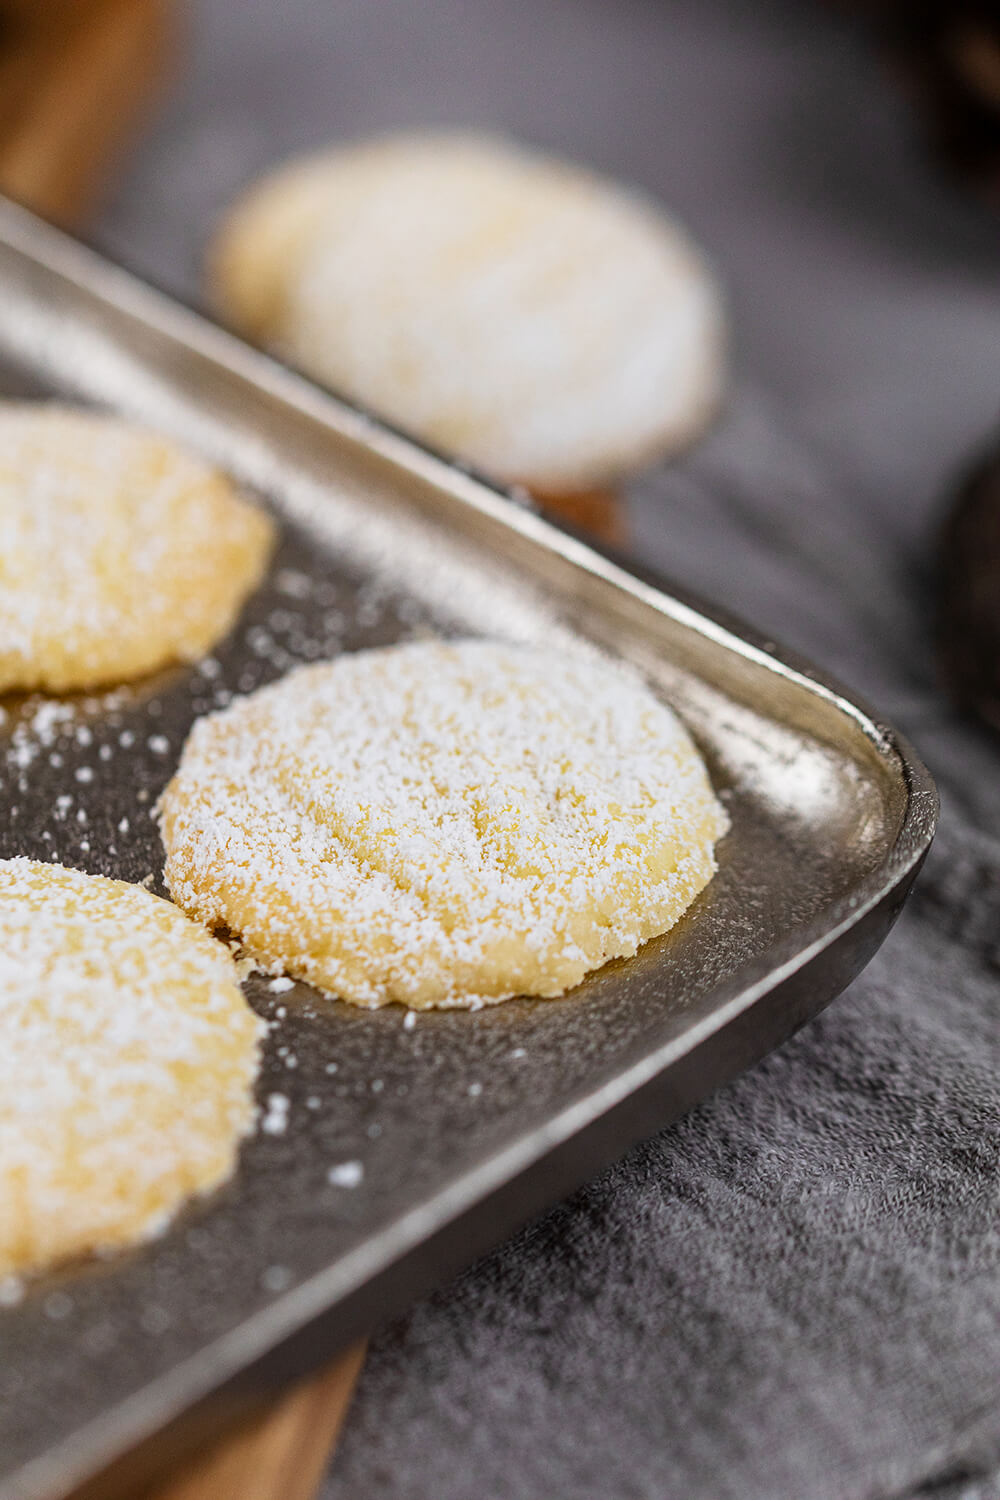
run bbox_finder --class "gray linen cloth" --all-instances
[95,0,1000,1494]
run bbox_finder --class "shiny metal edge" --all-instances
[0,198,938,1500]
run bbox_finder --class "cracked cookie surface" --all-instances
[160,640,728,1009]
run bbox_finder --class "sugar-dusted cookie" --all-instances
[208,134,725,493]
[0,859,262,1279]
[0,404,274,693]
[160,640,728,1010]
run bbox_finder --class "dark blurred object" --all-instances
[0,0,173,227]
[939,430,1000,735]
[842,1,1000,198]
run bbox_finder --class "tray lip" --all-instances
[0,196,936,793]
[10,862,926,1500]
[0,192,938,965]
[0,199,931,735]
[0,197,939,1499]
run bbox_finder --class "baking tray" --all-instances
[0,197,937,1500]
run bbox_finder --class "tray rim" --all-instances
[0,197,932,775]
[0,197,939,1500]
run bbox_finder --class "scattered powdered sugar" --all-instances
[260,1264,293,1293]
[0,1276,24,1307]
[327,1160,364,1188]
[259,1093,291,1136]
[43,1290,73,1321]
[275,568,312,600]
[3,699,77,777]
[0,695,152,864]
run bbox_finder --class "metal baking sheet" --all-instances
[0,198,937,1500]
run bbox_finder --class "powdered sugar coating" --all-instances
[209,133,724,491]
[160,640,728,1010]
[0,405,274,692]
[0,860,262,1278]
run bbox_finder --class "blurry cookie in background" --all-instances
[208,133,726,536]
[0,404,274,693]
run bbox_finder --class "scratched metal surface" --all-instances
[0,201,936,1500]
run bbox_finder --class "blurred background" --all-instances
[81,1,1000,705]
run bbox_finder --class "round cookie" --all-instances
[208,133,725,493]
[160,640,728,1010]
[0,859,262,1279]
[0,404,274,694]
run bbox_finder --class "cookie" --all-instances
[160,640,728,1010]
[208,133,725,493]
[0,859,262,1278]
[0,404,274,693]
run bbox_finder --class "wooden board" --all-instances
[137,1346,368,1500]
[0,0,174,226]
